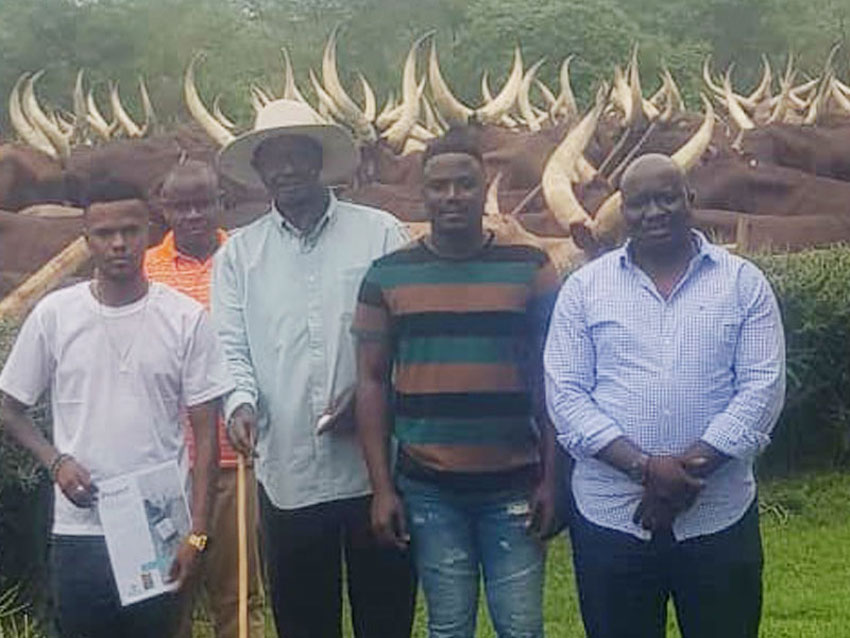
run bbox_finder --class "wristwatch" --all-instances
[626,453,650,485]
[187,532,209,553]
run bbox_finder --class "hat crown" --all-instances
[253,99,323,132]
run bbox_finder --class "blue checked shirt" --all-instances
[544,232,785,541]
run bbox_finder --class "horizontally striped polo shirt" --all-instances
[353,232,560,472]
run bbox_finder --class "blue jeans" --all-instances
[398,474,545,638]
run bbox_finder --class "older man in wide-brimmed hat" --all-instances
[212,100,415,638]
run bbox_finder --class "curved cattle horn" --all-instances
[611,65,633,124]
[280,47,309,104]
[427,36,472,126]
[53,110,75,137]
[86,88,113,141]
[552,56,579,123]
[409,121,436,142]
[767,71,794,124]
[484,172,503,218]
[535,79,558,110]
[383,34,429,151]
[591,96,715,242]
[829,77,850,115]
[481,70,493,102]
[249,85,273,113]
[748,55,773,104]
[541,85,607,232]
[401,137,427,155]
[476,46,524,124]
[110,82,143,138]
[421,96,443,135]
[723,70,755,130]
[357,72,377,122]
[9,73,58,158]
[309,68,345,123]
[184,53,235,147]
[480,70,517,128]
[702,56,725,99]
[212,95,236,130]
[138,76,156,135]
[628,45,659,122]
[23,71,70,158]
[375,91,399,129]
[791,77,818,99]
[383,75,425,152]
[671,95,715,170]
[518,58,546,131]
[660,68,684,122]
[73,69,88,143]
[649,75,667,109]
[322,26,376,141]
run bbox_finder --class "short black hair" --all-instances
[422,125,484,168]
[159,159,219,196]
[72,175,148,210]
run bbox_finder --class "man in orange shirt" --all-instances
[145,160,265,638]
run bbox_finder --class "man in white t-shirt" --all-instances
[0,179,234,638]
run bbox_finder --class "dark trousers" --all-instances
[569,500,763,638]
[259,487,417,638]
[50,535,179,638]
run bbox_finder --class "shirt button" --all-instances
[663,409,672,416]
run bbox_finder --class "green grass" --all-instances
[183,472,848,637]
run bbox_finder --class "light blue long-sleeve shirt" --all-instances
[211,192,409,510]
[544,232,785,540]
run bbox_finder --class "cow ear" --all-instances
[570,220,599,254]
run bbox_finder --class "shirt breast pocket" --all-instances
[681,304,741,369]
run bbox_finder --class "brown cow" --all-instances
[0,144,66,211]
[689,157,850,218]
[0,210,87,296]
[741,123,850,182]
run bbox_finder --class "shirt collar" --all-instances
[273,189,337,248]
[618,229,719,270]
[160,229,227,265]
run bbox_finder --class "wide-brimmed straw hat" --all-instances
[218,99,359,189]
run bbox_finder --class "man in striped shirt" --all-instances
[145,161,265,638]
[354,127,560,638]
[544,154,785,638]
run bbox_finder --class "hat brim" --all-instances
[217,124,359,189]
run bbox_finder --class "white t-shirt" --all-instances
[0,281,234,535]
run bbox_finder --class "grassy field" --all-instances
[187,472,849,637]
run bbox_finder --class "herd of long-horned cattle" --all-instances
[3,30,850,314]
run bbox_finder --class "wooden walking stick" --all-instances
[237,453,248,638]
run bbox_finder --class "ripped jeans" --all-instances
[397,473,545,638]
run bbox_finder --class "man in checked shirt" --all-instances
[544,154,785,638]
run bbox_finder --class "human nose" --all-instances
[109,231,127,252]
[644,198,668,221]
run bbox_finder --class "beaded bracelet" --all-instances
[49,453,72,482]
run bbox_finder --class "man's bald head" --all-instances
[620,154,686,199]
[620,154,693,258]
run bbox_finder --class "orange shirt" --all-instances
[144,229,237,468]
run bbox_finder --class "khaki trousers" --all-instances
[175,466,266,638]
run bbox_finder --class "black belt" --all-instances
[396,447,539,492]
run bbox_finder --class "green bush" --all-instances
[0,322,52,612]
[753,248,850,474]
